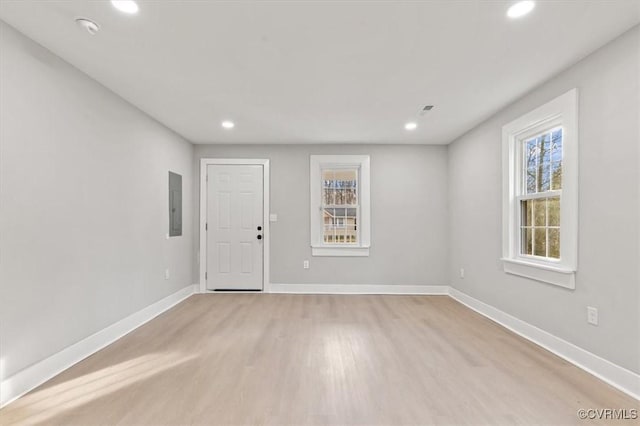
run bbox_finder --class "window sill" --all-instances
[312,246,370,257]
[501,258,575,289]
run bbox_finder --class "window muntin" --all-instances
[518,128,562,260]
[322,169,359,244]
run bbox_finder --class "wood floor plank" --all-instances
[1,294,637,425]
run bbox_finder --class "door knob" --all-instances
[257,226,262,231]
[257,234,263,240]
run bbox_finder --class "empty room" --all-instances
[0,0,639,425]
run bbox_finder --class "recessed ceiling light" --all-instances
[405,122,417,131]
[111,0,139,14]
[75,18,99,35]
[221,121,235,129]
[507,1,535,19]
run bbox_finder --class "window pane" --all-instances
[322,169,357,206]
[537,133,550,192]
[520,200,533,227]
[540,133,551,165]
[322,170,335,205]
[551,128,563,162]
[534,228,546,257]
[526,173,536,194]
[521,227,533,255]
[534,199,546,226]
[551,161,562,190]
[322,207,358,244]
[548,228,560,259]
[540,163,551,192]
[525,138,538,194]
[323,208,334,243]
[548,197,560,226]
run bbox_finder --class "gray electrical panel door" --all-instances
[169,171,182,237]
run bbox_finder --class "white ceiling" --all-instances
[1,1,638,145]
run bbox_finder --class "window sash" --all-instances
[518,194,562,261]
[319,166,361,246]
[321,206,360,246]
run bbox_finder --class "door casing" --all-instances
[199,158,270,293]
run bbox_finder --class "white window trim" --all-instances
[310,155,370,257]
[502,89,578,289]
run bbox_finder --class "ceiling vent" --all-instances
[75,18,99,35]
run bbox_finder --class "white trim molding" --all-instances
[199,158,271,293]
[269,283,449,295]
[502,258,575,289]
[449,287,640,400]
[0,284,197,409]
[501,88,579,289]
[311,247,370,257]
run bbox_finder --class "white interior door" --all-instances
[206,164,264,290]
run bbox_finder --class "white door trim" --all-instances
[199,158,270,293]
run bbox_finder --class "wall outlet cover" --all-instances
[587,306,598,325]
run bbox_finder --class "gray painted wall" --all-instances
[448,26,639,373]
[0,22,194,379]
[194,144,449,286]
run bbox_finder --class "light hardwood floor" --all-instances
[1,294,637,425]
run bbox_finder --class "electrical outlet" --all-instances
[587,306,598,325]
[460,268,465,279]
[303,260,309,269]
[165,269,170,280]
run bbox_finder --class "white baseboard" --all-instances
[268,283,449,295]
[0,284,197,409]
[448,287,640,401]
[3,283,637,408]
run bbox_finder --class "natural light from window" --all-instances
[520,127,562,259]
[322,169,358,244]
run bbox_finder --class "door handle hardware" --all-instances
[257,234,263,240]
